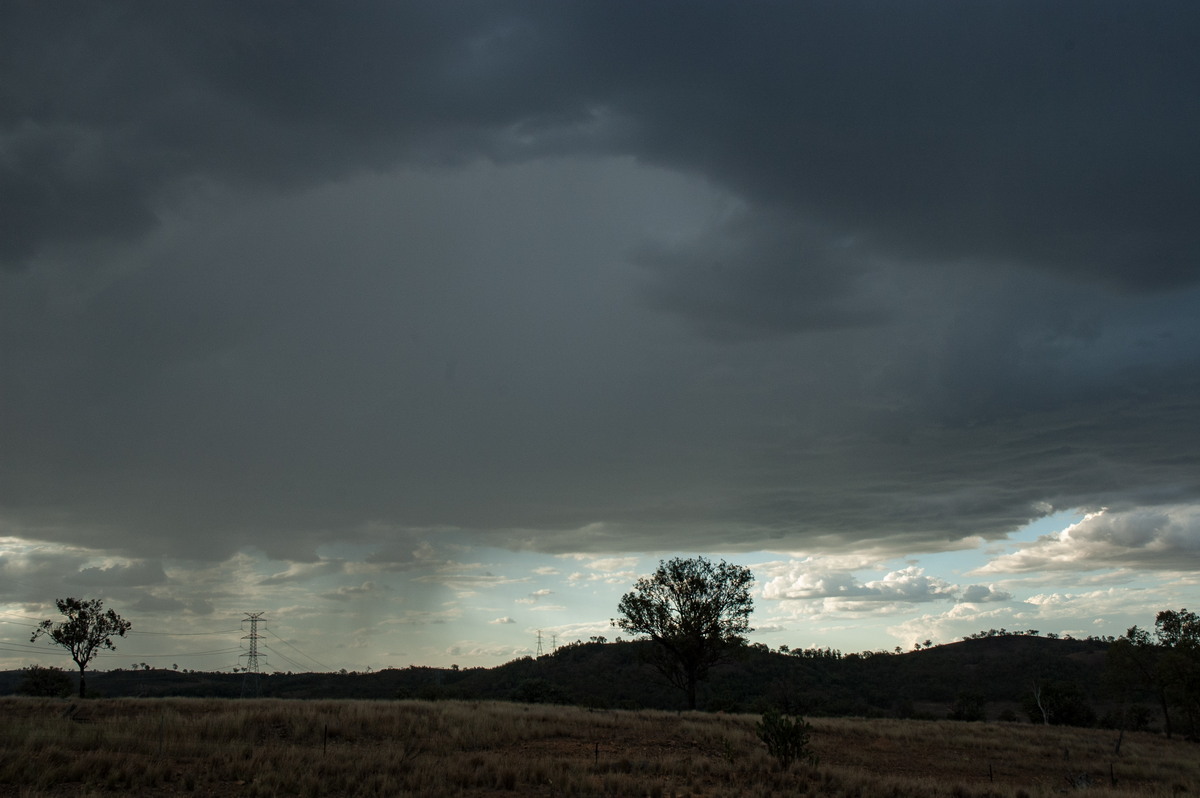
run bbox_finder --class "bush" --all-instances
[510,678,569,704]
[755,708,817,769]
[18,665,73,697]
[1099,704,1152,732]
[948,691,987,722]
[1021,680,1096,727]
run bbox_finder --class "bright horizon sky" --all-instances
[3,3,1199,673]
[3,510,1191,673]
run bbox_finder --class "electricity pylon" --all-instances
[240,612,267,698]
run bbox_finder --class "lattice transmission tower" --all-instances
[240,612,268,698]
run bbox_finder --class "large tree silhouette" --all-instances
[614,556,753,710]
[31,597,132,698]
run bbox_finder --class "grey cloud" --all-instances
[319,581,386,602]
[0,551,83,601]
[0,547,165,602]
[636,209,892,340]
[365,538,442,567]
[259,562,347,586]
[417,571,530,591]
[131,594,187,613]
[186,598,215,616]
[75,560,167,587]
[386,609,463,627]
[0,2,598,270]
[5,2,1198,291]
[617,2,1200,292]
[3,1,1200,566]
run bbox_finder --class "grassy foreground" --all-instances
[1,697,1195,797]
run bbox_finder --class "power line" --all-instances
[118,647,242,659]
[0,643,68,657]
[6,636,239,661]
[0,612,47,622]
[261,645,305,672]
[263,627,332,671]
[128,628,242,637]
[0,637,55,650]
[4,612,241,637]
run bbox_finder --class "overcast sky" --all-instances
[3,2,1199,673]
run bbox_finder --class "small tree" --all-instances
[613,556,753,710]
[31,597,132,698]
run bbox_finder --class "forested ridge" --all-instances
[0,634,1151,727]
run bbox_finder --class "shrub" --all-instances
[755,708,817,770]
[1021,680,1096,727]
[18,665,73,698]
[948,691,987,722]
[510,678,569,705]
[1099,704,1152,732]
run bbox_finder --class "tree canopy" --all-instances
[31,597,132,698]
[613,556,753,709]
[1108,608,1200,738]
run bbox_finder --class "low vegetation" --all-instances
[755,709,817,770]
[1,696,1196,797]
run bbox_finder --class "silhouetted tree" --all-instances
[31,597,132,698]
[1108,626,1167,733]
[1155,608,1200,736]
[1108,608,1200,738]
[613,556,753,710]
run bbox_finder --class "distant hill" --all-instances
[1,635,1130,724]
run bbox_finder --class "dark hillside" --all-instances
[0,636,1121,723]
[878,636,1109,703]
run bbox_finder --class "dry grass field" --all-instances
[1,697,1195,797]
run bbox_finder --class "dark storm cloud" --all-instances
[636,209,892,339]
[627,2,1200,289]
[0,1,605,268]
[7,2,1197,288]
[3,1,1200,563]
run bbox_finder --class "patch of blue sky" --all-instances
[914,509,1088,578]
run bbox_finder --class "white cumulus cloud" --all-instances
[978,506,1200,574]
